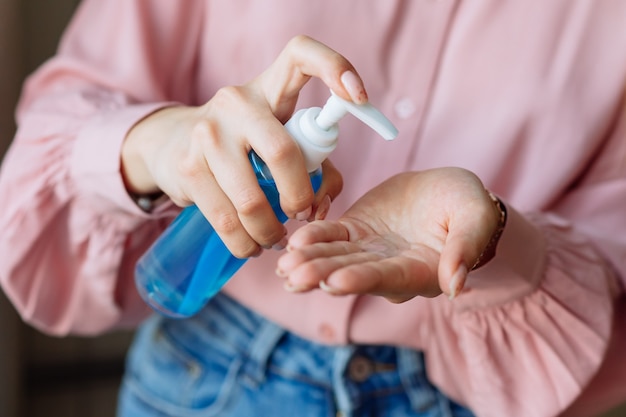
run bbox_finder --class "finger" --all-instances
[203,84,314,220]
[194,175,265,258]
[180,145,262,258]
[309,159,343,221]
[283,248,387,292]
[278,240,359,274]
[246,117,317,219]
[206,144,288,253]
[287,220,350,248]
[312,256,439,302]
[255,35,368,120]
[438,207,496,299]
[187,115,284,256]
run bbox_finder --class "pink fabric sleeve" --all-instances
[427,211,621,417]
[0,0,204,335]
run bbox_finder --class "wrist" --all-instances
[121,108,182,209]
[121,134,160,196]
[121,106,187,195]
[121,135,165,212]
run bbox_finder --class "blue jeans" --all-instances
[118,293,474,417]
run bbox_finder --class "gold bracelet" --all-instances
[471,190,507,270]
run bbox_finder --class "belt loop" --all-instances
[331,346,357,417]
[241,318,286,386]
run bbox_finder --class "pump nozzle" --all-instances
[284,89,398,172]
[316,91,398,140]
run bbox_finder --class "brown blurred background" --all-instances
[0,1,133,416]
[1,1,625,417]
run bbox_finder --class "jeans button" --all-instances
[348,355,374,382]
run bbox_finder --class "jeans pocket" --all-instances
[120,317,243,417]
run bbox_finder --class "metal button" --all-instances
[348,355,374,382]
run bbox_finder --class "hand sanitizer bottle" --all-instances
[135,91,398,318]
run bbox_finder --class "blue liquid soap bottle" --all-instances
[134,91,399,318]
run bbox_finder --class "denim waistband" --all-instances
[121,293,473,417]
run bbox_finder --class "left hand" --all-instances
[276,168,503,302]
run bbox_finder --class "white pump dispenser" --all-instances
[284,90,398,172]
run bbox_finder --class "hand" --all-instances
[121,36,363,257]
[276,168,503,302]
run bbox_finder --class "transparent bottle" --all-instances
[135,91,398,318]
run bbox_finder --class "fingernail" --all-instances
[319,280,341,295]
[275,267,286,277]
[341,71,368,104]
[272,236,288,251]
[315,195,332,220]
[448,264,468,300]
[283,281,308,293]
[296,206,312,221]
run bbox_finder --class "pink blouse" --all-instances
[1,1,625,416]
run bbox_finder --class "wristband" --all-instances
[471,190,507,270]
[131,191,166,213]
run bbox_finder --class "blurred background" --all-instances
[0,1,133,416]
[1,1,625,417]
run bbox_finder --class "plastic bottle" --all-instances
[135,91,398,318]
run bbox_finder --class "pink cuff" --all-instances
[70,103,176,220]
[454,205,547,310]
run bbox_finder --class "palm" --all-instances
[277,168,498,302]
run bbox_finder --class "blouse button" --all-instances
[318,323,336,342]
[394,97,417,119]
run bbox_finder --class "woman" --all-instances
[1,1,625,416]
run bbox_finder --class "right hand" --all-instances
[121,36,365,258]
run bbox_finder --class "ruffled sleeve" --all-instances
[425,210,620,417]
[0,0,204,335]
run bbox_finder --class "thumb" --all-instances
[438,189,505,299]
[437,226,488,300]
[253,35,368,121]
